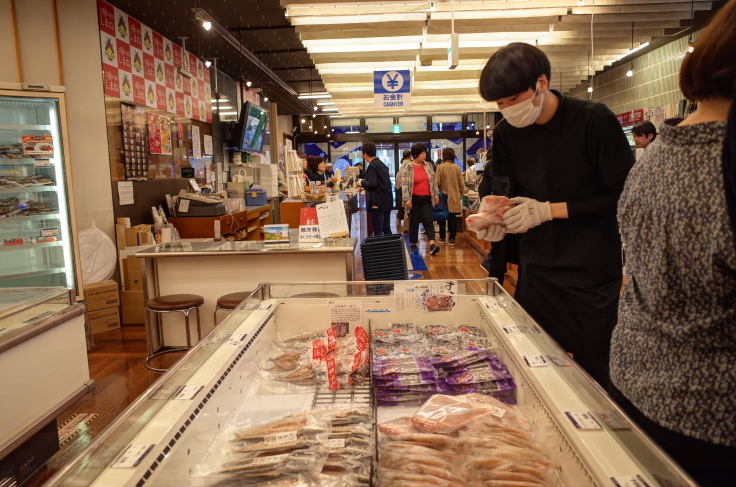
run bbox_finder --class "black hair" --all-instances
[402,149,412,161]
[632,121,657,141]
[307,156,324,172]
[442,148,456,162]
[479,42,552,101]
[362,142,376,158]
[410,143,427,159]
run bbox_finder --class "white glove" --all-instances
[477,224,506,242]
[503,197,552,233]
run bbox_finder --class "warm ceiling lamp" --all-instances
[205,60,211,68]
[626,64,634,77]
[202,21,212,30]
[246,80,252,87]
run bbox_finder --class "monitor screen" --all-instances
[237,102,268,153]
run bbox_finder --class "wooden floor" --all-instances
[24,213,492,486]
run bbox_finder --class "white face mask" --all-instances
[500,82,544,128]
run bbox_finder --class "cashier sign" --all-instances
[374,70,411,109]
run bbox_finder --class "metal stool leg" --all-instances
[195,306,201,341]
[183,309,192,350]
[214,306,220,326]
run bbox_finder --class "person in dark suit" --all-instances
[358,142,393,236]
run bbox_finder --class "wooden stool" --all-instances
[145,294,204,372]
[214,291,253,325]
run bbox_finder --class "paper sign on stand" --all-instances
[316,201,349,238]
[328,300,362,336]
[203,135,213,155]
[118,181,134,205]
[299,207,321,242]
[395,280,457,312]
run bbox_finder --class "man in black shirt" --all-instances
[477,43,634,386]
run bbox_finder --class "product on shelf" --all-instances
[260,326,369,391]
[372,323,517,406]
[466,195,515,232]
[0,175,54,188]
[378,393,557,487]
[0,197,57,217]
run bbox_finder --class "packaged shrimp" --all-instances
[410,393,517,434]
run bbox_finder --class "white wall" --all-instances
[0,0,114,242]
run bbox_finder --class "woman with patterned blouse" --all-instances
[611,1,736,484]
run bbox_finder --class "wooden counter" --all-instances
[169,205,270,240]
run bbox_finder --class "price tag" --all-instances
[251,454,289,466]
[42,228,59,237]
[503,326,523,334]
[226,334,247,346]
[263,431,297,445]
[111,444,155,468]
[328,438,346,449]
[34,159,51,167]
[178,199,190,213]
[174,385,203,400]
[599,411,630,430]
[523,355,548,367]
[484,302,501,310]
[611,475,651,487]
[257,303,272,310]
[548,355,571,367]
[488,405,506,418]
[565,411,602,430]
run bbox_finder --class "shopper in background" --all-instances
[355,162,365,179]
[435,148,465,245]
[465,157,478,187]
[298,152,309,184]
[395,149,412,234]
[324,161,335,178]
[358,142,393,236]
[305,156,338,188]
[611,1,736,483]
[478,42,635,386]
[632,120,658,149]
[402,143,440,255]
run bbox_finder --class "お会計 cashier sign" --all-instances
[374,70,411,109]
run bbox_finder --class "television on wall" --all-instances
[233,102,268,153]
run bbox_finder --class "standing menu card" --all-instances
[316,201,349,238]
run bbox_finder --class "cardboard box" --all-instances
[85,280,120,311]
[125,225,152,247]
[115,224,127,250]
[138,232,154,245]
[87,306,121,334]
[121,290,145,325]
[125,268,143,290]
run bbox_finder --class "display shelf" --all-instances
[246,225,258,232]
[0,124,52,131]
[0,213,60,222]
[0,158,53,166]
[0,186,57,194]
[0,241,63,252]
[0,264,66,280]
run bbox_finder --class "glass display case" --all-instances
[45,280,695,487]
[0,86,80,293]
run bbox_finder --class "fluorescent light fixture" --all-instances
[202,21,212,30]
[219,111,237,115]
[316,101,335,106]
[345,131,359,134]
[212,106,233,110]
[322,108,339,112]
[298,93,331,99]
[628,42,650,55]
[211,98,227,102]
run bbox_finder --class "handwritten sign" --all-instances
[316,201,349,238]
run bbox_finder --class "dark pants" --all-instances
[483,233,521,285]
[409,195,434,244]
[370,209,392,236]
[395,189,405,220]
[438,213,459,240]
[610,387,736,487]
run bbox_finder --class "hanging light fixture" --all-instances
[246,80,252,87]
[205,60,212,68]
[687,0,695,53]
[202,21,212,30]
[587,50,593,93]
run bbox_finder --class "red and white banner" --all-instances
[97,0,211,122]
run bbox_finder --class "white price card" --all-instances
[488,406,506,418]
[484,302,501,310]
[523,355,548,367]
[178,198,190,213]
[226,334,247,346]
[328,438,346,449]
[548,355,571,367]
[611,475,651,487]
[503,326,523,334]
[251,454,288,466]
[42,228,59,237]
[34,159,51,167]
[263,431,297,444]
[257,303,272,310]
[565,411,603,430]
[174,385,204,400]
[111,444,155,468]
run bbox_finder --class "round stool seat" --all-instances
[147,294,204,312]
[216,291,253,310]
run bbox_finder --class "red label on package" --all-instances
[152,31,164,59]
[117,40,131,72]
[355,326,368,351]
[22,136,54,156]
[325,353,339,391]
[128,17,141,49]
[133,75,146,105]
[311,338,325,364]
[98,0,115,35]
[103,64,119,96]
[143,53,155,81]
[326,327,337,353]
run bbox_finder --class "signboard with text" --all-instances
[374,70,411,109]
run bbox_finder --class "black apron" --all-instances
[494,92,633,383]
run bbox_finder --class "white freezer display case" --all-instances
[45,280,695,487]
[0,84,82,295]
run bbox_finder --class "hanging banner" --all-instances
[192,125,202,159]
[148,113,162,154]
[374,70,411,109]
